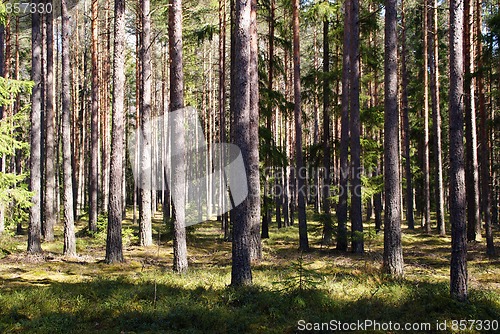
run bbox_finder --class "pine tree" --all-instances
[248,0,261,259]
[292,0,309,252]
[106,0,126,264]
[169,0,188,273]
[476,0,495,255]
[429,0,445,236]
[464,0,481,242]
[231,0,254,286]
[349,0,363,254]
[62,0,76,257]
[383,0,404,278]
[322,18,333,244]
[449,0,468,302]
[423,0,431,234]
[337,0,350,252]
[28,1,43,254]
[139,0,153,247]
[89,0,99,233]
[401,0,414,230]
[43,2,57,241]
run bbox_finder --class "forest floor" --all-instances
[0,209,499,333]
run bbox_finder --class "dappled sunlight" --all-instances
[1,211,499,332]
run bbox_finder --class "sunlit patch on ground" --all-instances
[0,209,499,333]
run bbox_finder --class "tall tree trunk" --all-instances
[43,3,56,241]
[161,41,171,224]
[55,18,61,228]
[464,0,481,242]
[350,0,363,253]
[72,23,83,220]
[313,27,320,214]
[248,0,261,259]
[134,4,141,227]
[14,16,24,235]
[169,0,188,273]
[494,0,500,228]
[229,0,236,234]
[262,0,275,240]
[283,116,290,227]
[62,0,76,256]
[89,0,99,232]
[274,100,282,230]
[106,0,126,264]
[401,0,414,230]
[449,0,468,302]
[383,0,404,278]
[231,0,254,286]
[0,19,8,235]
[287,41,295,227]
[140,0,153,246]
[101,0,111,215]
[28,1,43,254]
[423,0,431,234]
[0,24,4,123]
[322,18,333,244]
[219,0,229,241]
[40,13,45,235]
[429,0,445,236]
[292,0,309,252]
[476,0,495,255]
[336,0,350,252]
[374,158,383,233]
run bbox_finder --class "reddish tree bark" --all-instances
[106,0,126,264]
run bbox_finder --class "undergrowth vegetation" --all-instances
[0,209,499,333]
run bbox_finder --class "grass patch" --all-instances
[0,208,499,333]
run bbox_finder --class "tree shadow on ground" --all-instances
[1,276,498,333]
